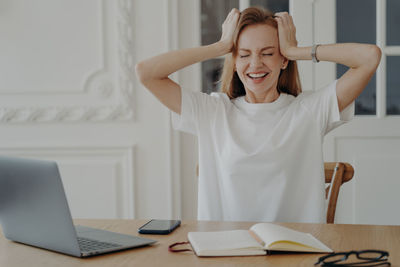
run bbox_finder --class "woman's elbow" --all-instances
[366,45,382,70]
[135,61,148,85]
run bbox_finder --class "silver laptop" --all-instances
[0,156,156,257]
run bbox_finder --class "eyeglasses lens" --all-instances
[358,251,385,260]
[323,253,347,263]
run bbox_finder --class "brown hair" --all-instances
[220,7,302,99]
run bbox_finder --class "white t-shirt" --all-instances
[172,80,354,223]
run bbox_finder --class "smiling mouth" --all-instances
[247,73,269,79]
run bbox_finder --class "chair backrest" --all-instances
[324,162,354,224]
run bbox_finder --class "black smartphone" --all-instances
[138,219,181,235]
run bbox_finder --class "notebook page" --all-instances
[188,230,263,253]
[250,223,332,252]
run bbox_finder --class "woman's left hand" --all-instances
[274,12,298,60]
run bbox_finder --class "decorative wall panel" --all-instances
[0,146,135,219]
[0,0,135,123]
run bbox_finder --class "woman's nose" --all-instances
[250,55,263,67]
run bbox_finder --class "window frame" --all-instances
[377,0,400,117]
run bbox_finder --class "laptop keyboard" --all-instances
[77,237,122,252]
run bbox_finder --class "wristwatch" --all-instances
[311,44,320,63]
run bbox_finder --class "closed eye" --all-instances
[263,53,273,56]
[239,55,249,58]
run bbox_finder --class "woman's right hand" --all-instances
[219,8,240,54]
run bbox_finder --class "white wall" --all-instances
[0,0,186,220]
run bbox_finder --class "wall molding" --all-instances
[165,0,182,219]
[0,0,135,123]
[0,145,136,219]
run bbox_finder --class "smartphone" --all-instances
[138,219,181,235]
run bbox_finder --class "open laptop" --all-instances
[0,156,156,257]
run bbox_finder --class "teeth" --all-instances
[248,73,268,78]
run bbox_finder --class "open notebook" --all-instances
[188,223,333,257]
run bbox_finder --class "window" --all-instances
[336,0,400,116]
[336,0,376,115]
[201,0,238,94]
[386,0,400,115]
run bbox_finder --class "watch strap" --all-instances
[312,44,320,63]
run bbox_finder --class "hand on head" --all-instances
[274,12,298,59]
[219,8,240,54]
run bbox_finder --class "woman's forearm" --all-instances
[287,43,381,70]
[136,41,229,83]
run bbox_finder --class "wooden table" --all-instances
[1,219,399,266]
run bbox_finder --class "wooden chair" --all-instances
[324,162,354,224]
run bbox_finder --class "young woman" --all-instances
[135,7,381,223]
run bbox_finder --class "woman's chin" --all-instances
[245,85,268,95]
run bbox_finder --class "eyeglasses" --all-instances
[315,250,391,266]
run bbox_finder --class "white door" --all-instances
[293,0,400,225]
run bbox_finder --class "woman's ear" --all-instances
[282,57,289,70]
